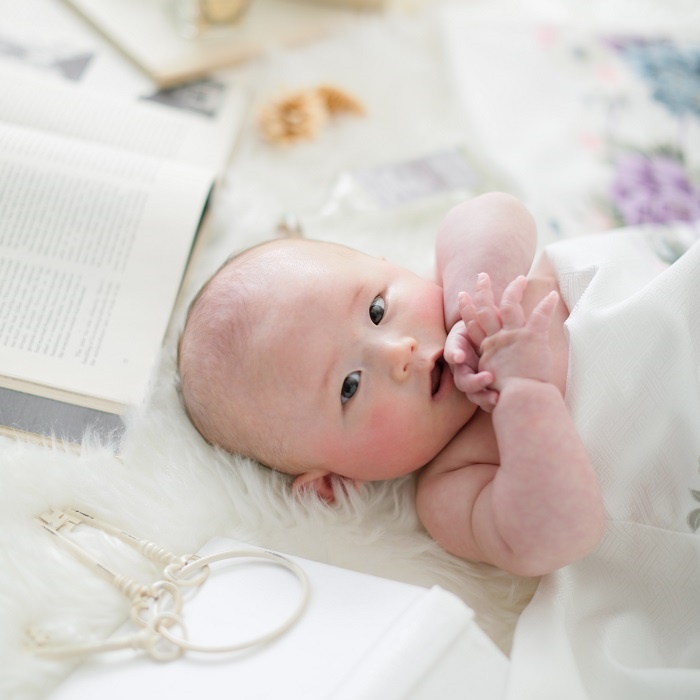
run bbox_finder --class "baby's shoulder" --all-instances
[524,254,562,311]
[529,250,558,280]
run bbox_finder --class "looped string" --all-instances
[164,555,209,588]
[27,508,310,661]
[130,580,183,630]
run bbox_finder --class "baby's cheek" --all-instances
[369,395,399,429]
[367,399,421,459]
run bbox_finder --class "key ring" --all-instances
[27,508,310,661]
[148,549,310,655]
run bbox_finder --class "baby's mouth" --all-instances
[431,356,444,397]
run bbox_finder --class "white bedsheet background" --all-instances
[509,229,700,700]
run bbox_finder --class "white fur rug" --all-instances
[1,10,537,699]
[4,0,697,695]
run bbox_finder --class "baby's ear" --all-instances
[292,470,337,503]
[292,470,361,503]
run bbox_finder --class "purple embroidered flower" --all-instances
[610,151,700,225]
[606,37,700,118]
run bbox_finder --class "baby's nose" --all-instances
[383,336,417,382]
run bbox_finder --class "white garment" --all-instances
[507,226,700,700]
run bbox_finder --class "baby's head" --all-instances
[178,238,473,498]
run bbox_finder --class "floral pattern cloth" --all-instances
[610,38,700,119]
[442,19,700,247]
[606,38,700,229]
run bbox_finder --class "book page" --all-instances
[0,122,213,409]
[0,62,247,173]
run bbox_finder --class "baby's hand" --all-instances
[444,274,500,411]
[460,273,558,409]
[444,319,496,410]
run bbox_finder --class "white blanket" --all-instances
[508,226,700,699]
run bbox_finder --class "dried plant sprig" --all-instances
[257,85,365,144]
[316,85,365,116]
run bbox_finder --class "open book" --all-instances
[0,64,247,449]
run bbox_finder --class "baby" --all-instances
[178,192,604,577]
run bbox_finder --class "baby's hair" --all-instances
[178,247,259,448]
[176,240,298,471]
[177,251,242,442]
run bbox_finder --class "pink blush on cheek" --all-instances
[366,401,398,446]
[359,400,425,475]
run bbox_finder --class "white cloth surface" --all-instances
[49,538,509,700]
[507,228,700,699]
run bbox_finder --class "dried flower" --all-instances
[257,89,328,144]
[316,85,365,116]
[257,85,364,144]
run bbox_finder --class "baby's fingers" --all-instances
[458,290,476,321]
[500,276,527,330]
[474,273,500,336]
[453,366,493,395]
[444,321,468,365]
[458,292,487,348]
[527,290,559,334]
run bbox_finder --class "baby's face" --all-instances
[242,240,475,482]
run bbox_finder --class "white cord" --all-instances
[157,549,311,655]
[28,510,311,661]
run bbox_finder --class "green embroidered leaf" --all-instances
[688,509,700,533]
[691,489,700,503]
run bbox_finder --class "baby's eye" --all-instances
[341,371,360,405]
[369,295,385,325]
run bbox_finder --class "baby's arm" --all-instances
[437,193,537,407]
[436,192,537,329]
[418,275,604,577]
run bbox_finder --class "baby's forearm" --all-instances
[488,378,604,576]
